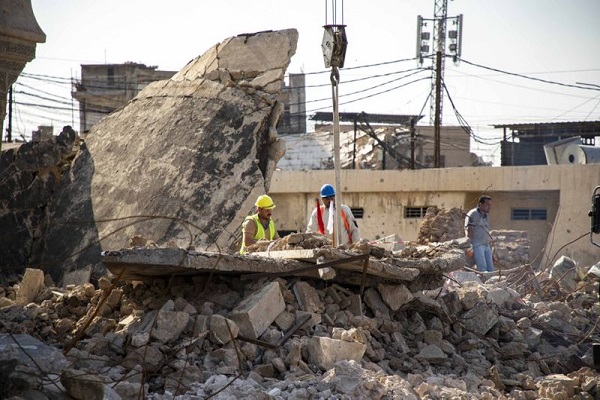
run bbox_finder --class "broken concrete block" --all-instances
[538,374,577,399]
[61,369,117,400]
[274,310,295,331]
[193,314,209,337]
[151,309,189,343]
[0,333,69,374]
[293,281,324,314]
[423,329,443,345]
[414,344,448,364]
[307,336,367,371]
[346,294,362,316]
[209,314,239,345]
[122,344,164,373]
[16,268,45,305]
[62,266,92,287]
[174,297,197,314]
[487,286,522,308]
[331,327,367,344]
[460,301,499,336]
[0,297,15,309]
[363,288,390,319]
[295,310,322,328]
[229,282,284,339]
[377,283,413,311]
[131,332,150,348]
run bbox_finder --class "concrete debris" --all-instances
[417,206,466,244]
[0,29,299,284]
[1,261,600,399]
[15,268,45,306]
[1,20,597,398]
[100,231,466,288]
[230,281,285,339]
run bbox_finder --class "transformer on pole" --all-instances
[321,0,347,247]
[417,1,463,168]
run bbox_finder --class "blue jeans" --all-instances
[473,244,494,272]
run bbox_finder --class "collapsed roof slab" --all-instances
[101,246,465,288]
[44,29,298,276]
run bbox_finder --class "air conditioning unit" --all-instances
[560,144,600,165]
[543,136,581,165]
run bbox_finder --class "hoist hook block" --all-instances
[322,25,348,69]
[590,186,600,247]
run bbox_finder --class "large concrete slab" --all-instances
[102,248,311,280]
[101,246,465,285]
[36,29,298,282]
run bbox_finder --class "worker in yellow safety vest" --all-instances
[240,195,280,254]
[306,184,360,245]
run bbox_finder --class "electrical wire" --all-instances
[287,69,431,109]
[12,55,599,144]
[302,57,420,76]
[443,81,502,146]
[457,58,600,92]
[302,67,429,88]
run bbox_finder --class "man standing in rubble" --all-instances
[307,184,360,246]
[240,195,279,254]
[465,195,494,272]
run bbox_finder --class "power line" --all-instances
[457,58,600,92]
[302,57,420,76]
[443,81,502,146]
[448,68,597,100]
[289,69,431,107]
[303,67,429,88]
[287,75,430,117]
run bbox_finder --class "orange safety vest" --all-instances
[317,205,352,245]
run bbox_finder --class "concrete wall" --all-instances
[416,126,472,167]
[268,165,600,269]
[72,63,176,133]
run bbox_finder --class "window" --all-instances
[107,67,114,86]
[404,206,432,218]
[511,208,547,221]
[350,207,364,219]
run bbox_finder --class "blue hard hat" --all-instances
[320,184,335,197]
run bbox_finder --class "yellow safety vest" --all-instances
[239,214,276,254]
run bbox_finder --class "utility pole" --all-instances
[433,50,442,167]
[416,2,463,168]
[410,117,416,170]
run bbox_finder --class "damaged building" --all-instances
[1,23,600,400]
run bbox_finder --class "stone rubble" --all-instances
[2,258,600,399]
[0,28,300,285]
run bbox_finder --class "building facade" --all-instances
[495,121,600,166]
[71,63,176,133]
[267,164,600,269]
[72,64,307,136]
[276,73,306,134]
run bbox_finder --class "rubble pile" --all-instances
[491,230,531,272]
[2,263,600,399]
[416,207,532,279]
[246,232,334,253]
[248,232,454,261]
[417,207,466,244]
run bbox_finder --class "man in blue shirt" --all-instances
[465,195,494,272]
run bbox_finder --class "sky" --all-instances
[4,0,600,164]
